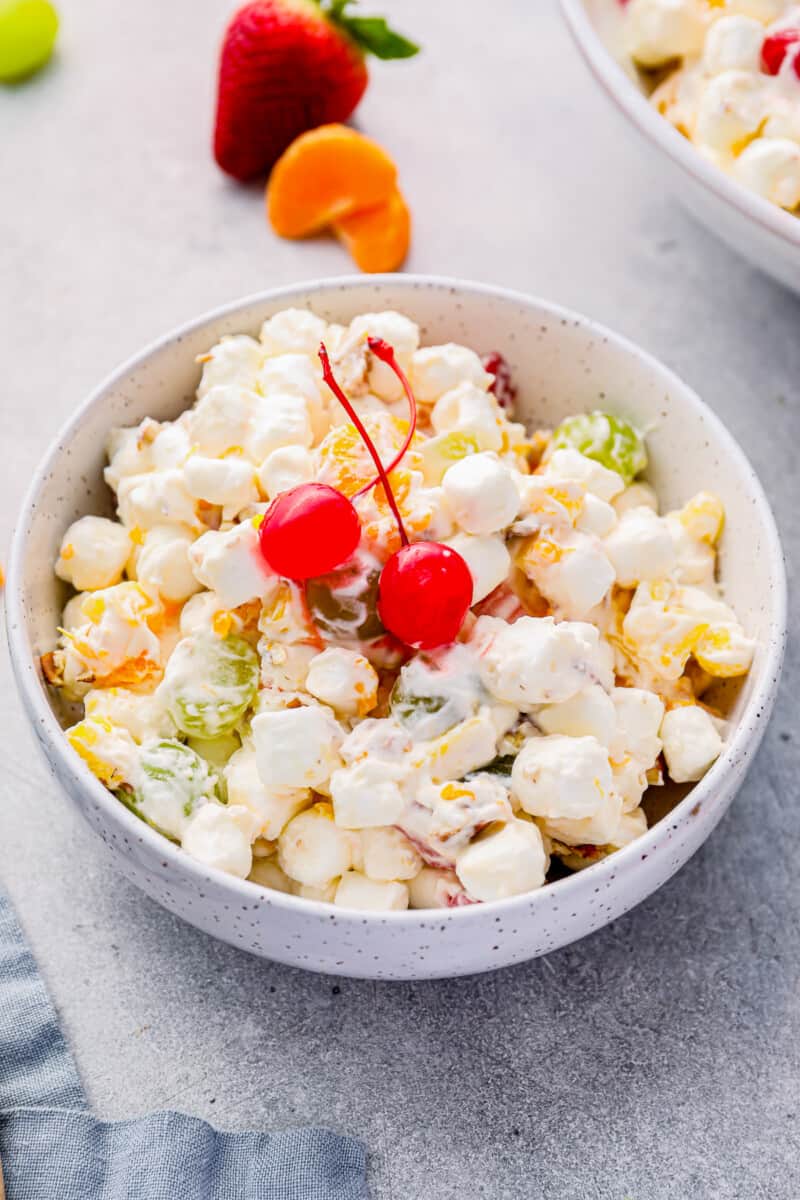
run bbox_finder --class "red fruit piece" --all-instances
[378,542,473,650]
[214,0,419,182]
[761,29,800,77]
[258,482,361,580]
[482,351,517,411]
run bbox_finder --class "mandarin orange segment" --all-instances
[333,187,410,273]
[267,124,398,238]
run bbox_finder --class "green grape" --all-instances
[0,0,58,82]
[187,730,241,801]
[550,411,647,485]
[160,633,259,738]
[187,731,241,769]
[306,552,384,643]
[390,645,481,740]
[467,754,516,784]
[121,740,219,841]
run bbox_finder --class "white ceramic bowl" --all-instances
[560,0,800,295]
[6,276,787,980]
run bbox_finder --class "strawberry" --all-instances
[214,0,419,182]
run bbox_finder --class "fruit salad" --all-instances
[619,0,800,212]
[43,307,755,911]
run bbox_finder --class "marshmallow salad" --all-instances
[617,0,800,213]
[43,307,755,912]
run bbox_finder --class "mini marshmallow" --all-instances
[733,138,800,212]
[455,819,547,901]
[512,734,614,821]
[188,522,275,609]
[197,336,262,399]
[542,790,626,848]
[330,758,411,829]
[246,393,314,462]
[334,871,409,911]
[611,687,665,765]
[407,867,471,909]
[259,308,328,356]
[537,684,617,747]
[703,14,764,74]
[661,705,724,782]
[576,493,618,539]
[695,70,767,154]
[410,344,492,403]
[278,803,354,887]
[135,524,202,604]
[150,421,192,472]
[181,803,256,879]
[541,448,626,502]
[257,445,314,498]
[253,705,344,790]
[360,827,422,882]
[305,647,379,717]
[445,532,511,603]
[116,470,199,533]
[603,506,677,587]
[184,455,258,514]
[518,529,615,620]
[441,453,520,535]
[55,517,131,592]
[189,385,257,456]
[224,744,311,839]
[474,615,613,707]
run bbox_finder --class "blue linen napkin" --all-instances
[0,887,368,1199]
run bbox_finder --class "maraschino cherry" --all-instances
[482,351,517,411]
[761,29,800,77]
[319,341,473,650]
[378,541,474,650]
[257,480,360,580]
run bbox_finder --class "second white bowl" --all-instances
[560,0,800,294]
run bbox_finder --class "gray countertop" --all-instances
[1,1,798,1196]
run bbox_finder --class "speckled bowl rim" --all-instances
[559,0,800,251]
[6,275,788,930]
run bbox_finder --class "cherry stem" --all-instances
[353,336,418,499]
[319,342,409,547]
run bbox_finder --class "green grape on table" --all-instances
[550,410,647,485]
[120,740,219,841]
[159,633,259,739]
[0,0,58,82]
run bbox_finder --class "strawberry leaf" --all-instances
[322,1,420,59]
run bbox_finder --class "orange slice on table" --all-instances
[267,123,397,238]
[333,187,410,272]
